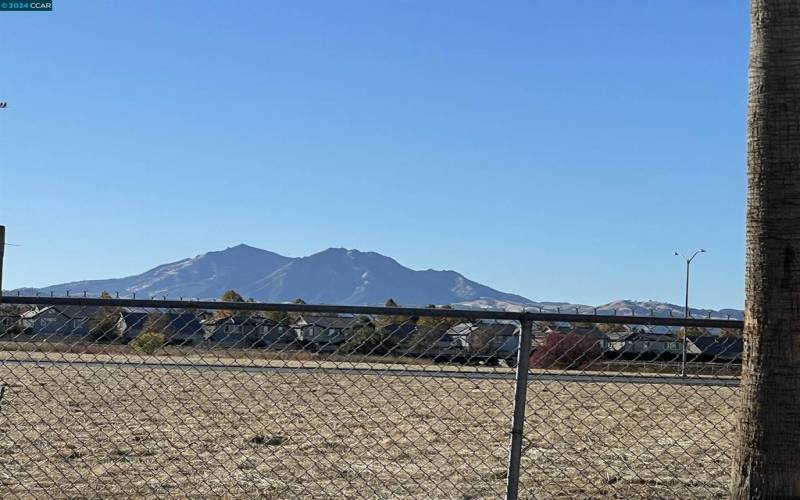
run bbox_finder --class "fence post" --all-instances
[0,225,5,297]
[505,317,533,500]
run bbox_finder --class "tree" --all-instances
[534,321,556,334]
[676,326,710,339]
[264,298,307,325]
[415,304,465,331]
[142,313,171,334]
[265,309,293,326]
[596,323,626,334]
[719,328,742,339]
[214,289,245,319]
[530,331,604,370]
[221,290,244,302]
[410,305,468,354]
[466,325,495,356]
[88,291,120,341]
[731,2,800,496]
[341,323,398,356]
[375,298,411,328]
[0,304,23,336]
[130,331,165,355]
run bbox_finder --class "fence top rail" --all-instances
[0,295,744,329]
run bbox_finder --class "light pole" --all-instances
[675,249,706,377]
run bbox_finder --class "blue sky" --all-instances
[1,1,748,309]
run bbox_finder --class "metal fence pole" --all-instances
[505,318,533,500]
[0,225,5,297]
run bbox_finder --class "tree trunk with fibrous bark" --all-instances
[731,1,800,498]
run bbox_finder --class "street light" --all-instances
[675,249,706,377]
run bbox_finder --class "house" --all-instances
[628,324,673,336]
[604,330,630,348]
[0,309,21,336]
[379,322,418,343]
[293,315,358,352]
[551,321,572,332]
[117,311,204,346]
[568,326,611,351]
[449,322,519,359]
[404,325,466,361]
[611,331,683,359]
[116,311,149,342]
[19,305,101,339]
[686,335,743,362]
[203,315,295,348]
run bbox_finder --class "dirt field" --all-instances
[0,361,738,499]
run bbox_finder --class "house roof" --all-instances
[447,322,519,338]
[379,323,418,337]
[120,312,149,329]
[687,335,743,358]
[160,313,203,334]
[622,331,680,343]
[605,331,629,341]
[630,324,673,335]
[202,315,278,327]
[121,312,203,334]
[21,306,65,319]
[296,315,356,329]
[22,305,105,320]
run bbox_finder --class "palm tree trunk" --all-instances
[731,1,800,497]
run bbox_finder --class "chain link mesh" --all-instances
[0,297,741,498]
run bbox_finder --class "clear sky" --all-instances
[1,1,749,309]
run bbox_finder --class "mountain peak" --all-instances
[222,243,262,252]
[200,244,286,260]
[309,247,383,260]
[21,244,743,314]
[29,244,531,306]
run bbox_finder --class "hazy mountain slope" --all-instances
[36,244,291,299]
[456,298,742,319]
[28,245,534,306]
[19,245,743,317]
[250,248,533,305]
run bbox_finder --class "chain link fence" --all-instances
[0,296,742,498]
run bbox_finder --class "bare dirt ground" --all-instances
[0,361,738,499]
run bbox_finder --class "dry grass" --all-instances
[0,360,738,499]
[0,339,432,367]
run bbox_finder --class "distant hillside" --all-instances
[27,244,534,306]
[458,298,742,320]
[13,244,743,319]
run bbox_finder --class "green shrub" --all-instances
[130,331,165,354]
[341,325,398,356]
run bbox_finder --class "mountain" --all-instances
[593,300,743,320]
[15,244,743,318]
[28,244,534,306]
[34,244,291,300]
[460,298,743,320]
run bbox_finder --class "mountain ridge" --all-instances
[11,244,742,319]
[20,244,532,307]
